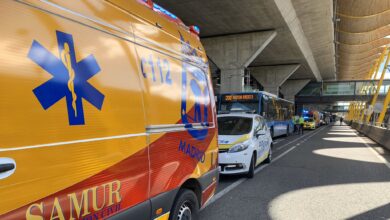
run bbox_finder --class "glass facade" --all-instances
[297,82,321,96]
[297,80,390,97]
[323,82,355,96]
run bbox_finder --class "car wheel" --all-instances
[270,127,274,138]
[265,147,272,164]
[169,189,199,220]
[247,154,255,178]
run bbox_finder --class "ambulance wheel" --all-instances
[170,189,199,220]
[247,154,255,178]
[265,147,272,164]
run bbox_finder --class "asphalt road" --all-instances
[200,124,390,220]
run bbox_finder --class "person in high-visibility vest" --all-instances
[293,115,299,134]
[298,115,305,135]
[292,116,296,134]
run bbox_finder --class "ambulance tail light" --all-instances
[189,25,200,36]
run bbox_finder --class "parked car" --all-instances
[217,113,273,178]
[304,118,317,129]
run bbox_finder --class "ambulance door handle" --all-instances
[0,163,15,173]
[0,158,16,179]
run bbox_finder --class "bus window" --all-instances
[261,94,268,118]
[288,103,294,119]
[268,97,276,120]
[282,101,289,120]
[276,100,282,121]
[220,102,258,113]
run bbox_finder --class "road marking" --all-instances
[273,138,285,144]
[274,126,327,152]
[202,125,327,210]
[255,142,300,174]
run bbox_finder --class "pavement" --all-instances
[200,124,390,220]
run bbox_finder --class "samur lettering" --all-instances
[26,180,122,220]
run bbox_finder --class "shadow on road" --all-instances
[200,124,390,220]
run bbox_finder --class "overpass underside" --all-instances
[155,0,336,97]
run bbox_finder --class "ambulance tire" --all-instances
[247,154,255,178]
[170,189,199,220]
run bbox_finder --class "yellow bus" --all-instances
[0,1,218,219]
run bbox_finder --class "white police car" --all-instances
[217,113,272,178]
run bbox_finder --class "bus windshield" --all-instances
[219,102,258,114]
[218,117,253,135]
[219,94,259,114]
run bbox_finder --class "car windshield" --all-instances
[218,116,253,135]
[305,118,314,122]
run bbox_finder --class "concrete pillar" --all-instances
[202,31,277,93]
[250,64,301,95]
[273,0,323,81]
[280,79,311,102]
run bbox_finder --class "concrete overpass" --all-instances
[154,0,336,97]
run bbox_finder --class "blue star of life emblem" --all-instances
[28,30,104,125]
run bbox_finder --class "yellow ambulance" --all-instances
[0,0,218,219]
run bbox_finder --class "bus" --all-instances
[218,92,294,138]
[0,1,218,219]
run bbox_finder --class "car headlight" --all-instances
[228,143,249,153]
